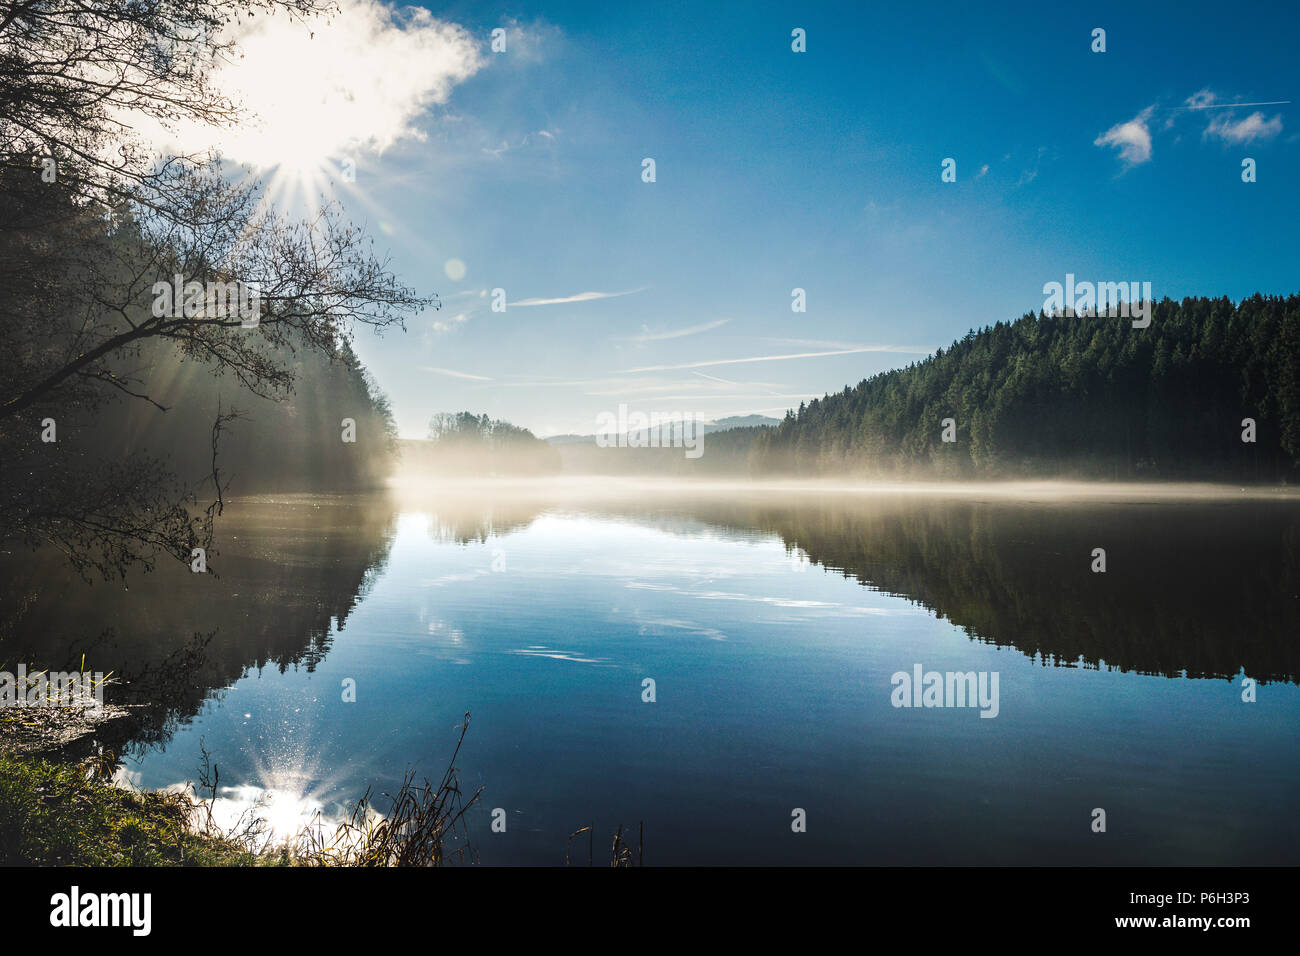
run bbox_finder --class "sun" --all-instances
[209,15,371,182]
[219,66,349,179]
[249,121,337,180]
[131,0,482,202]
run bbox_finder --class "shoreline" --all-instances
[380,475,1300,503]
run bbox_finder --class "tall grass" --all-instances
[285,712,482,866]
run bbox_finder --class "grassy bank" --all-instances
[0,755,269,866]
[0,713,481,867]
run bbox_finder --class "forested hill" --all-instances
[86,333,401,494]
[750,294,1300,481]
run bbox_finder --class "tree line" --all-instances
[749,295,1300,481]
[400,412,561,476]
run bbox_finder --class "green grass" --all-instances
[0,755,276,866]
[0,712,482,866]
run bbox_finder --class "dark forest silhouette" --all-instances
[0,0,425,583]
[751,295,1300,480]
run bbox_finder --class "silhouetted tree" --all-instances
[0,0,428,580]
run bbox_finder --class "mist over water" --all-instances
[391,473,1300,501]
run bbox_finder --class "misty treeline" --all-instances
[0,0,423,581]
[401,413,560,476]
[553,425,765,475]
[750,295,1300,480]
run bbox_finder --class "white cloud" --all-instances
[1015,145,1048,184]
[431,312,469,333]
[490,17,562,65]
[481,129,559,159]
[1161,90,1287,141]
[1204,111,1284,144]
[620,345,932,373]
[146,0,484,168]
[1094,106,1156,166]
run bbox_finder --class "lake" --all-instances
[3,481,1298,865]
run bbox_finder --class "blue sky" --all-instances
[241,0,1299,438]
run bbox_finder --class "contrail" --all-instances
[514,287,648,307]
[620,345,932,373]
[1167,100,1290,111]
[420,366,494,381]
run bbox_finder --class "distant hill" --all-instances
[709,414,782,431]
[538,413,769,476]
[545,414,778,475]
[544,433,596,446]
[752,294,1300,481]
[545,414,780,446]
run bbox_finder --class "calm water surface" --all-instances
[4,485,1298,864]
